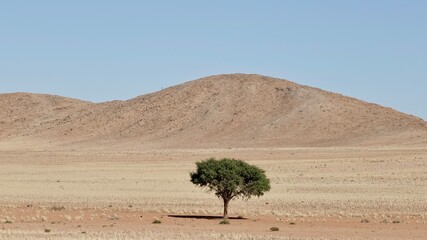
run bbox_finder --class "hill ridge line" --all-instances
[1,74,426,150]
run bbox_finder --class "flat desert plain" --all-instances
[0,147,426,239]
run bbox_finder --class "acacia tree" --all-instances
[190,158,271,219]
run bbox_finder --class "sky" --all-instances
[0,1,426,120]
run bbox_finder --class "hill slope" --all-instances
[1,74,426,149]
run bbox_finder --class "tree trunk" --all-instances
[223,198,229,219]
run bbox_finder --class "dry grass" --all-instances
[1,148,425,218]
[0,229,321,240]
[0,147,426,239]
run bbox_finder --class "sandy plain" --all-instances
[0,147,426,239]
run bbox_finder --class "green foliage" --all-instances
[190,158,270,199]
[190,158,271,218]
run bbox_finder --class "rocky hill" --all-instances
[1,74,426,150]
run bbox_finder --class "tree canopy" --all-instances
[190,158,271,219]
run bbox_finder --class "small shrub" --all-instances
[152,219,162,224]
[51,206,65,211]
[4,220,13,224]
[380,219,389,224]
[289,221,296,225]
[219,219,230,225]
[361,219,370,223]
[270,227,279,231]
[44,229,51,233]
[392,219,401,224]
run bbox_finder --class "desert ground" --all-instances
[0,147,426,239]
[1,74,427,239]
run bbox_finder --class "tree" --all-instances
[190,158,271,219]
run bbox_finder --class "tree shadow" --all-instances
[167,214,247,220]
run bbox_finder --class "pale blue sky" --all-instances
[0,1,426,120]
